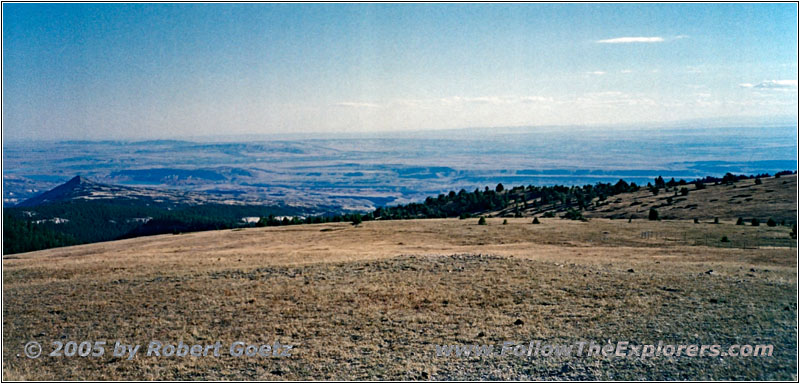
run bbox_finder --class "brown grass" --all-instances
[3,218,797,380]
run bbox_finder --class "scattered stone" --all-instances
[513,319,524,326]
[627,268,635,273]
[709,298,718,303]
[477,331,485,337]
[705,270,715,275]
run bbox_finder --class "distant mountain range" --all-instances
[16,175,258,208]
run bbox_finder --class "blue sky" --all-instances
[3,3,797,140]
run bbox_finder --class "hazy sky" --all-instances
[3,3,798,140]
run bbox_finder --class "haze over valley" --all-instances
[4,123,796,212]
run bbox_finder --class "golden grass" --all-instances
[3,218,797,380]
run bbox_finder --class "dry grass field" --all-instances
[3,216,797,380]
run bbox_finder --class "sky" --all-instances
[2,3,798,140]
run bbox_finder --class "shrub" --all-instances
[721,235,729,242]
[562,208,585,221]
[532,217,540,224]
[693,218,699,224]
[478,217,487,225]
[542,211,555,218]
[767,218,777,227]
[351,214,362,226]
[792,224,797,239]
[502,219,508,225]
[648,208,659,221]
[714,217,719,224]
[695,182,705,190]
[680,187,689,196]
[495,183,504,193]
[736,217,744,225]
[755,178,762,185]
[459,212,472,220]
[751,218,760,226]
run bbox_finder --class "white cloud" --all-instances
[596,36,665,44]
[747,80,797,89]
[686,66,703,74]
[587,71,606,75]
[519,96,554,103]
[334,102,381,108]
[435,95,555,106]
[620,69,633,74]
[576,91,657,107]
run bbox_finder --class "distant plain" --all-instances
[4,125,797,211]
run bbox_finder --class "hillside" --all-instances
[490,174,796,222]
[3,217,796,380]
[4,176,311,254]
[583,174,796,222]
[16,175,263,208]
[388,173,797,224]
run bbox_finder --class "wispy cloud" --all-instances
[438,96,553,106]
[596,36,665,44]
[587,71,606,75]
[334,102,381,108]
[576,91,657,107]
[739,80,797,89]
[686,65,703,74]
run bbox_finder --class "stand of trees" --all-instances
[3,200,305,254]
[371,180,643,220]
[3,213,78,254]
